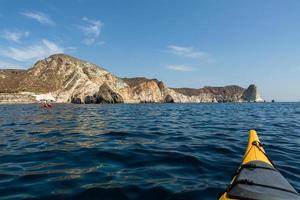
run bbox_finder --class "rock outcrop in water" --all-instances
[242,84,264,102]
[0,54,264,103]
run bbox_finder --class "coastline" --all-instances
[0,101,287,105]
[0,54,264,105]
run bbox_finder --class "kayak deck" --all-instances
[219,130,300,200]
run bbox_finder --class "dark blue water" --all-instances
[0,103,300,200]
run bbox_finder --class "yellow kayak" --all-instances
[219,130,300,200]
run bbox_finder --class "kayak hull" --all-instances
[219,130,300,200]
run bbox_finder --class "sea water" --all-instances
[0,103,300,199]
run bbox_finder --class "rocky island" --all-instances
[0,54,264,104]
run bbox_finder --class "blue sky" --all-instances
[1,0,300,101]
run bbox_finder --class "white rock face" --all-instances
[34,93,56,102]
[167,89,215,103]
[0,93,35,104]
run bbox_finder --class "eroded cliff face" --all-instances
[122,78,168,103]
[0,54,127,103]
[0,54,264,103]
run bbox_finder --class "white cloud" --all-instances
[1,30,30,43]
[0,60,24,69]
[96,41,106,46]
[20,11,55,26]
[167,45,208,59]
[65,46,77,52]
[79,17,103,45]
[166,65,193,72]
[0,39,64,62]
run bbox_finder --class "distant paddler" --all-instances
[39,99,53,108]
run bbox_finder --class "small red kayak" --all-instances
[40,104,54,109]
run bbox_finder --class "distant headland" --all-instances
[0,54,264,104]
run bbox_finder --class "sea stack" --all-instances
[242,84,264,102]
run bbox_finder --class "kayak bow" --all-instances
[219,130,300,200]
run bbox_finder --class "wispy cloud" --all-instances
[0,60,24,69]
[20,11,55,26]
[0,60,23,69]
[79,17,103,45]
[0,39,64,62]
[166,64,193,72]
[0,30,30,43]
[167,45,208,59]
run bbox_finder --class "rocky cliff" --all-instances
[0,54,264,104]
